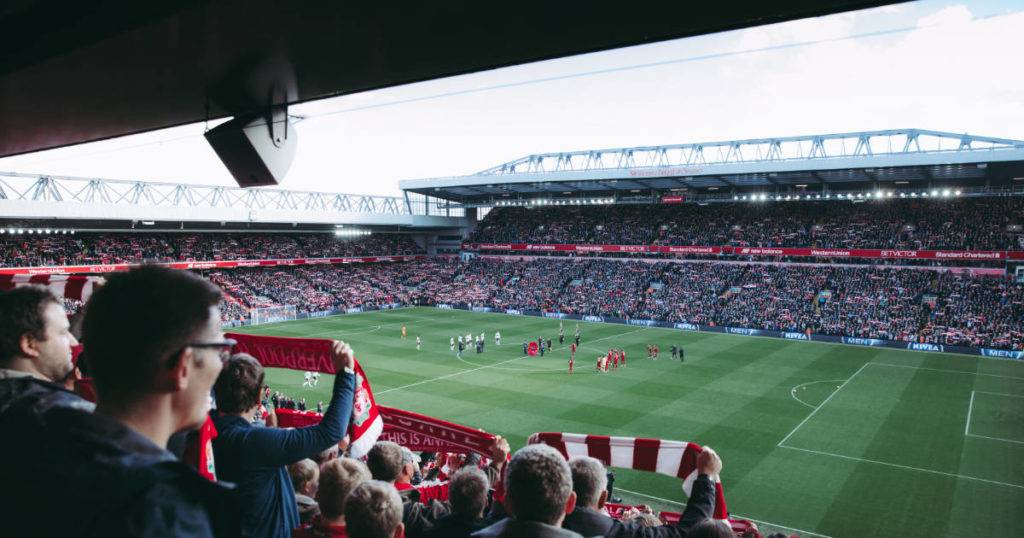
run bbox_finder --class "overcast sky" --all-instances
[1,0,1022,197]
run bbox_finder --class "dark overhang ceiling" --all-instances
[0,0,900,158]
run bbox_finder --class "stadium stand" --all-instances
[468,198,1024,251]
[196,257,1024,350]
[0,233,423,267]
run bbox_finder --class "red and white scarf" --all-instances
[226,332,384,457]
[528,432,729,521]
[0,274,99,301]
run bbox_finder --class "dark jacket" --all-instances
[1,402,239,537]
[212,370,355,538]
[0,372,94,424]
[421,513,492,538]
[399,485,452,537]
[472,517,593,538]
[562,474,717,538]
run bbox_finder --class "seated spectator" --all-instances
[562,451,719,537]
[8,266,240,536]
[212,347,356,538]
[294,457,373,538]
[290,458,322,525]
[472,444,585,538]
[345,480,406,538]
[424,467,494,538]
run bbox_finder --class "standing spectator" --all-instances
[294,458,372,538]
[424,467,494,538]
[345,480,406,538]
[472,444,585,538]
[0,285,90,417]
[16,266,240,536]
[366,440,450,535]
[290,458,322,525]
[562,453,719,537]
[212,345,356,538]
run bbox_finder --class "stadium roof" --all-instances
[0,172,464,230]
[399,129,1024,205]
[0,0,900,158]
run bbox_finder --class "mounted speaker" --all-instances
[205,106,297,187]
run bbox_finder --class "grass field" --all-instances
[230,307,1024,537]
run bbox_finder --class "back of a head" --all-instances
[288,458,319,495]
[366,441,403,482]
[82,266,221,403]
[318,457,371,520]
[214,353,264,414]
[568,456,608,509]
[345,480,403,538]
[448,466,489,519]
[688,518,734,538]
[506,444,573,525]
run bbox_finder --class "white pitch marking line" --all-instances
[613,487,833,538]
[789,379,847,409]
[376,327,648,395]
[965,390,976,436]
[777,362,870,448]
[966,433,1024,446]
[870,362,1024,381]
[777,445,1024,490]
[971,390,1024,399]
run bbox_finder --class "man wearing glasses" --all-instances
[7,266,243,536]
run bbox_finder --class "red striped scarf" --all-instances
[528,432,729,521]
[0,274,98,301]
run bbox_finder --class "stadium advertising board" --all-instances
[505,309,523,315]
[0,255,428,275]
[462,243,1020,261]
[674,322,700,331]
[906,342,944,352]
[981,348,1024,360]
[783,332,809,340]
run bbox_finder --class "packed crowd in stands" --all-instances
[470,198,1024,251]
[210,258,1023,350]
[0,233,423,267]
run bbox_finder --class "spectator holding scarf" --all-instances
[212,345,356,538]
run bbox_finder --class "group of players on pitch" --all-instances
[401,320,685,374]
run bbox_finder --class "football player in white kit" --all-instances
[416,336,422,351]
[450,336,455,351]
[303,371,313,387]
[494,331,501,345]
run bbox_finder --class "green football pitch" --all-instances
[229,307,1024,537]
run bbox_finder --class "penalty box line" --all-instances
[965,390,1024,445]
[778,364,1024,489]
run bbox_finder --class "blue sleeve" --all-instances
[239,371,355,467]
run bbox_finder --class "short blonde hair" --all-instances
[317,458,371,519]
[344,480,403,538]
